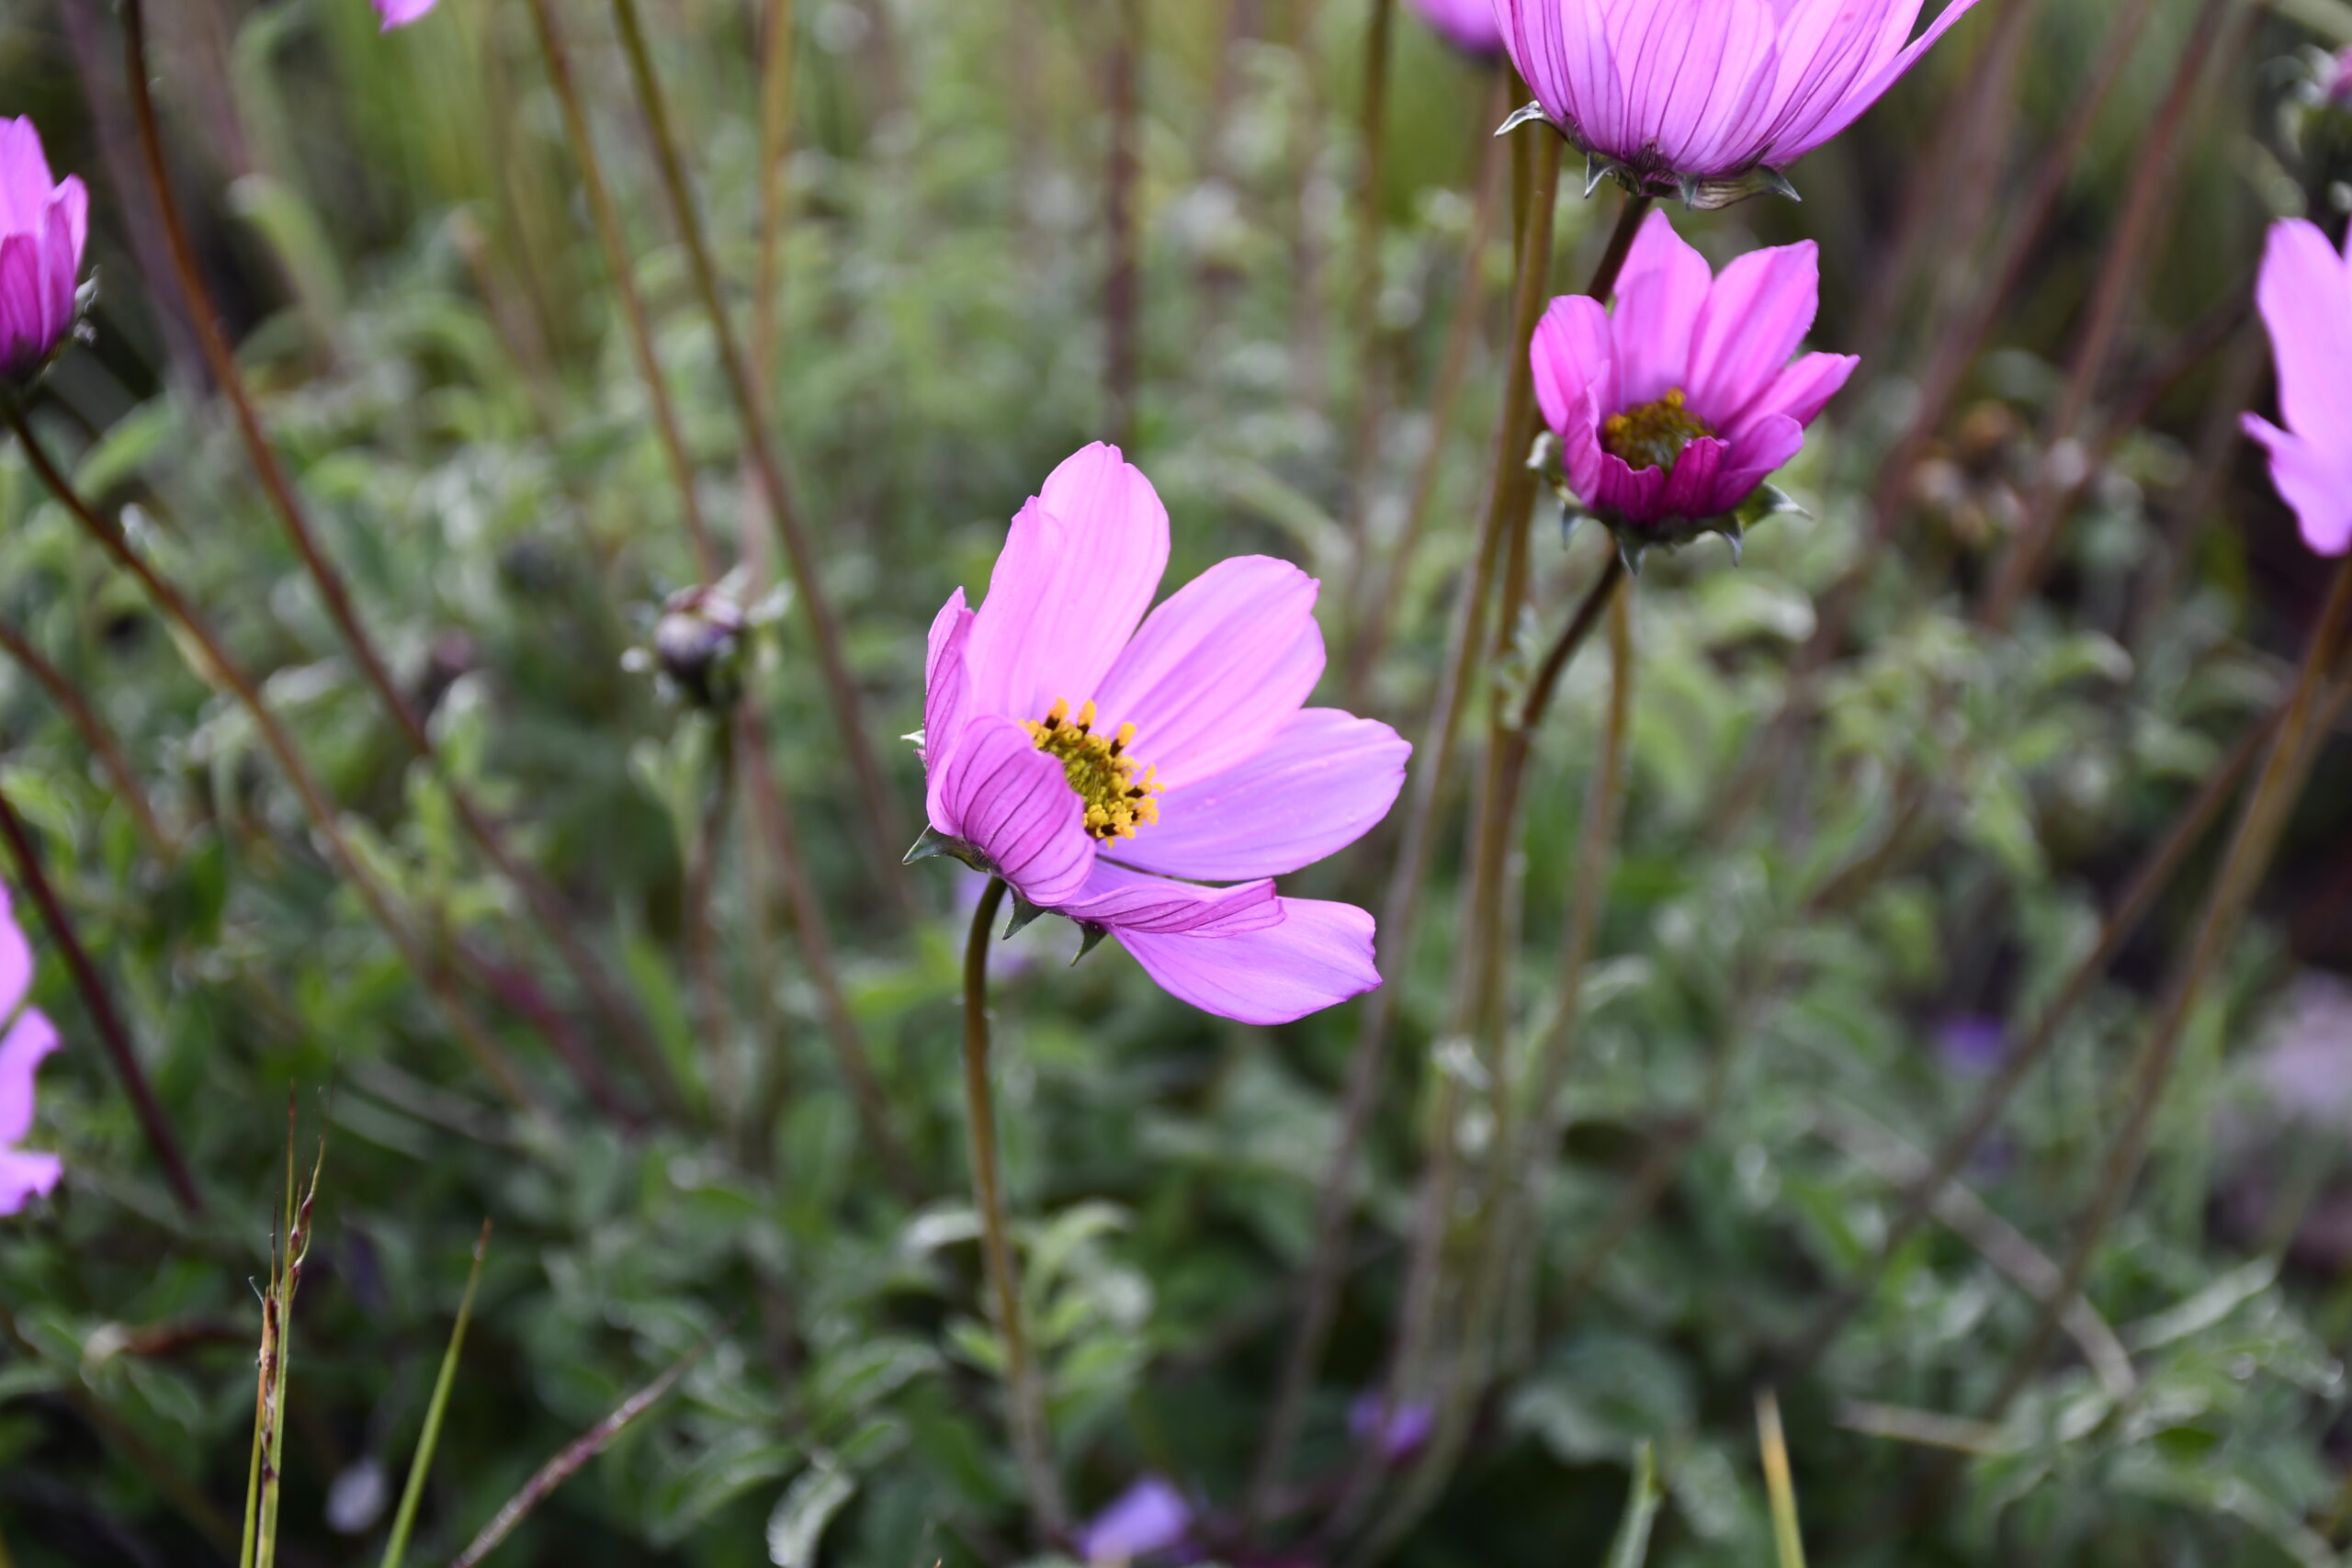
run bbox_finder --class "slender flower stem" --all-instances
[6,407,537,1114]
[962,877,1067,1540]
[119,0,677,1117]
[1242,126,1570,1531]
[738,707,922,1196]
[0,777,202,1215]
[0,615,176,863]
[1978,555,2352,1424]
[522,0,718,578]
[1345,69,1510,705]
[1774,681,2310,1381]
[1104,0,1145,447]
[605,0,910,908]
[1351,581,1634,1567]
[1978,0,2245,627]
[752,0,798,378]
[686,716,739,1118]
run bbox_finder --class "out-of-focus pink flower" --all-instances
[2331,47,2352,104]
[0,118,88,385]
[1531,209,1856,543]
[2243,219,2352,558]
[1494,0,1984,201]
[0,884,62,1214]
[918,444,1408,1025]
[374,0,439,29]
[1077,1476,1196,1565]
[1349,1392,1436,1461]
[1404,0,1504,57]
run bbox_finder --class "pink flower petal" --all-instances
[1532,294,1619,441]
[0,231,41,371]
[375,0,442,28]
[1499,0,1622,155]
[1609,0,1779,175]
[2255,219,2352,457]
[1657,435,1731,519]
[1715,412,1807,503]
[938,716,1096,907]
[1091,557,1326,790]
[1403,0,1505,54]
[1059,860,1283,935]
[1114,708,1410,882]
[1685,241,1821,426]
[0,1148,62,1216]
[0,1006,58,1148]
[1778,0,1984,163]
[1610,210,1713,405]
[34,199,78,353]
[1723,350,1858,445]
[1116,897,1381,1026]
[0,119,56,240]
[964,443,1171,728]
[924,590,977,831]
[2244,413,2352,558]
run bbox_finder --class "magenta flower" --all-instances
[1531,209,1855,553]
[2333,47,2352,104]
[373,0,439,28]
[1495,0,1984,203]
[0,118,89,386]
[1404,0,1504,57]
[916,444,1407,1026]
[2243,219,2352,558]
[0,884,62,1214]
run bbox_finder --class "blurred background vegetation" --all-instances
[5,0,2352,1562]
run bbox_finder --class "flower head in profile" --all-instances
[374,0,439,28]
[0,884,62,1214]
[0,117,90,389]
[914,445,1408,1026]
[1494,0,1984,206]
[2243,219,2352,558]
[1532,209,1855,562]
[1404,0,1504,58]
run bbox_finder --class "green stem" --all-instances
[963,877,1068,1540]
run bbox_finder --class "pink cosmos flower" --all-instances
[374,0,439,28]
[0,884,62,1213]
[1494,0,1984,201]
[0,118,89,384]
[1531,209,1856,543]
[2244,219,2352,558]
[918,444,1407,1026]
[1405,0,1504,57]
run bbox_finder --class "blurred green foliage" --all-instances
[4,0,2352,1564]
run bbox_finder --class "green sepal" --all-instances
[902,827,988,874]
[1617,536,1650,579]
[1071,924,1111,966]
[1003,895,1050,941]
[1495,100,1553,140]
[1736,483,1805,527]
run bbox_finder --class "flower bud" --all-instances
[652,585,749,710]
[0,118,91,396]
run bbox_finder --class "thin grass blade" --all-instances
[378,1220,492,1568]
[1600,1439,1663,1568]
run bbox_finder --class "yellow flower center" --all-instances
[1601,388,1715,473]
[1023,698,1164,841]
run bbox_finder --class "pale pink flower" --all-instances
[1532,209,1855,543]
[374,0,439,29]
[0,884,62,1214]
[918,445,1408,1026]
[2243,219,2352,557]
[0,118,89,384]
[1406,0,1504,57]
[2332,47,2352,104]
[1494,0,1984,201]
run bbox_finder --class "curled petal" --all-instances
[2244,414,2352,558]
[1532,294,1619,442]
[1116,897,1381,1026]
[923,591,977,831]
[2255,219,2352,456]
[1059,861,1283,936]
[1117,709,1410,882]
[938,717,1095,907]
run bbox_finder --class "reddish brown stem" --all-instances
[0,615,176,863]
[0,776,203,1215]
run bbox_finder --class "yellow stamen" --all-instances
[1600,387,1715,473]
[1023,698,1165,841]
